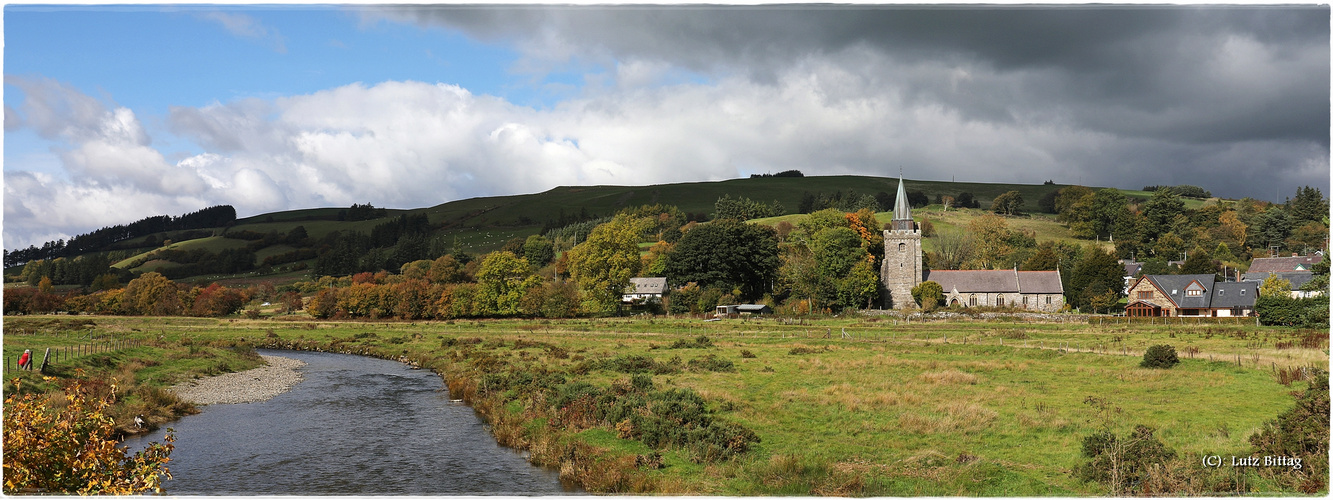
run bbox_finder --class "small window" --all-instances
[1186,289,1203,297]
[1137,291,1153,299]
[1046,296,1052,305]
[899,243,906,252]
[969,295,977,307]
[997,296,1005,307]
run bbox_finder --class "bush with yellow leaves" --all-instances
[3,377,174,494]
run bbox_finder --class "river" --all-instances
[120,349,577,495]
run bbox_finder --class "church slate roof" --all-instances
[1017,271,1065,294]
[924,269,1063,294]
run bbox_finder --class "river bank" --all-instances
[169,355,306,405]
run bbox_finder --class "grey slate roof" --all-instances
[1017,271,1065,294]
[625,277,667,295]
[1242,271,1315,290]
[1210,282,1258,308]
[924,270,1063,294]
[1249,254,1323,274]
[1139,274,1256,309]
[736,304,773,313]
[1122,261,1142,278]
[1143,274,1216,309]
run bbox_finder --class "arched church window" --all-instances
[968,295,977,307]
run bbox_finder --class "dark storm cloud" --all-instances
[371,5,1328,199]
[380,6,1327,141]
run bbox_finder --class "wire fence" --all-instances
[5,333,145,373]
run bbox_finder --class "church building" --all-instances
[879,176,1065,312]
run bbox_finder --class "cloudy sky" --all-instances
[4,4,1329,251]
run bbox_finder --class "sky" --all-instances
[3,4,1330,251]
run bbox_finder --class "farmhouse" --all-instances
[622,277,667,304]
[879,175,1064,312]
[1124,274,1257,317]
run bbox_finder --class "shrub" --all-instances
[549,381,759,463]
[3,378,175,494]
[1257,294,1331,329]
[1249,370,1329,493]
[911,281,944,310]
[603,355,679,375]
[789,346,828,355]
[1075,425,1177,495]
[687,354,736,373]
[1140,344,1179,369]
[669,335,713,349]
[740,349,757,359]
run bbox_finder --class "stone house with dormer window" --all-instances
[1125,274,1257,317]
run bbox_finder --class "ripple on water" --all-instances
[120,349,578,495]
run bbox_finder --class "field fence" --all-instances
[1087,316,1259,326]
[5,333,145,374]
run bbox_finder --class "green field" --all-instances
[4,314,1323,495]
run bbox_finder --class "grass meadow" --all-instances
[3,314,1325,495]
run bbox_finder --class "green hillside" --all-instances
[403,175,1078,229]
[751,206,1115,255]
[14,175,1121,284]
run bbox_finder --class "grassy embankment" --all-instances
[2,317,265,437]
[4,313,1323,495]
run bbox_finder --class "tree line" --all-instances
[4,205,236,268]
[1048,185,1327,265]
[3,272,293,318]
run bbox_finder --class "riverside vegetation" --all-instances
[3,314,1327,496]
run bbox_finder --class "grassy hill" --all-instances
[16,175,1136,284]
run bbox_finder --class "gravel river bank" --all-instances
[169,354,306,405]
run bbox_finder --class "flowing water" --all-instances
[120,349,576,495]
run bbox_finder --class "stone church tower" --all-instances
[880,176,922,309]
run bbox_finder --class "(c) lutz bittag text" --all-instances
[1201,455,1302,470]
